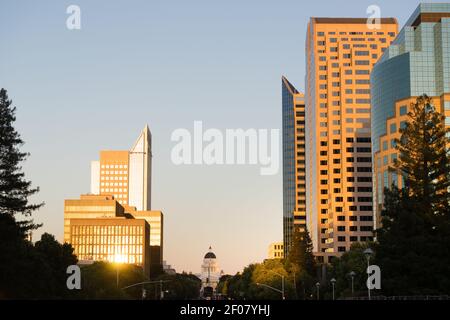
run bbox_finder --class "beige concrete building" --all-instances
[268,242,284,260]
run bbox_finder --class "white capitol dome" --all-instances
[200,246,223,297]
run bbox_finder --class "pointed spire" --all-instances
[282,76,299,95]
[130,125,151,153]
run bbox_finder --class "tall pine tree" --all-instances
[376,95,450,295]
[394,94,450,215]
[286,227,317,299]
[0,88,43,234]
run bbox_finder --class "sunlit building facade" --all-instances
[70,218,150,273]
[90,125,152,211]
[64,194,152,276]
[282,76,307,257]
[371,3,450,227]
[64,194,124,243]
[305,17,398,263]
[268,242,284,259]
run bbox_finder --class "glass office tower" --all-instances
[282,76,307,257]
[371,3,450,226]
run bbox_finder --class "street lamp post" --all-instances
[267,270,285,300]
[114,254,125,289]
[315,282,320,300]
[116,267,119,288]
[349,271,356,297]
[363,248,374,300]
[256,283,284,300]
[121,280,171,299]
[330,278,336,300]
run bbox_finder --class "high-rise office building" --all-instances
[90,126,152,211]
[64,194,151,276]
[282,76,307,257]
[305,17,398,263]
[65,125,163,276]
[371,3,450,227]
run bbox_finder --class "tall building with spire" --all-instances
[90,126,152,210]
[64,126,162,277]
[305,17,398,263]
[282,76,307,257]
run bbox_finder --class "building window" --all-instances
[446,117,450,126]
[391,139,397,149]
[399,105,407,115]
[390,123,397,133]
[391,153,397,162]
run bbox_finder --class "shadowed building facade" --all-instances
[124,206,164,275]
[305,17,398,263]
[282,76,307,257]
[371,3,450,227]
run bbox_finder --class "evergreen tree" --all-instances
[393,94,450,215]
[376,95,450,295]
[286,227,317,299]
[0,88,47,299]
[0,88,43,234]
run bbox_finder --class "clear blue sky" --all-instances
[0,0,439,274]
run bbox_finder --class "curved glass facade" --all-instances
[371,53,411,153]
[371,3,450,225]
[371,3,450,153]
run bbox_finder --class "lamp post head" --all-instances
[315,282,320,288]
[363,248,374,258]
[330,278,336,284]
[349,271,356,277]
